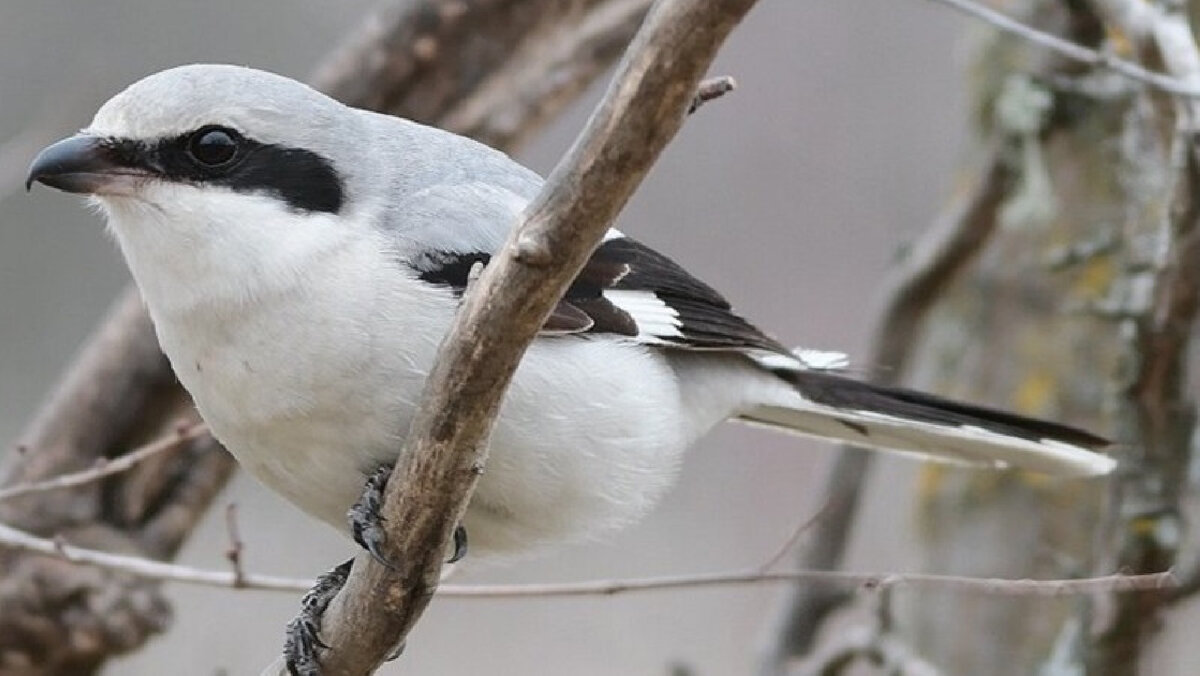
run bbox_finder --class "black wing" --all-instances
[410,235,799,364]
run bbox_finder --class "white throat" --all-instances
[99,185,362,319]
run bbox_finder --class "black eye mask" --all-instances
[102,127,345,215]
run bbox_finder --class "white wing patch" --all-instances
[602,289,683,341]
[793,348,850,371]
[749,351,804,370]
[601,286,852,372]
[748,347,850,372]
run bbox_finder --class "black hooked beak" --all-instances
[25,134,148,196]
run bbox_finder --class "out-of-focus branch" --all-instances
[0,1,653,672]
[437,0,653,148]
[0,424,206,503]
[1080,3,1200,670]
[796,592,943,676]
[0,520,1174,598]
[296,1,760,674]
[756,152,1015,676]
[925,0,1200,97]
[1166,535,1200,604]
[311,0,651,134]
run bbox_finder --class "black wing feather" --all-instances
[409,236,793,359]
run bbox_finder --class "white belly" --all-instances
[151,271,694,562]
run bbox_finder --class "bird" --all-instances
[26,64,1114,671]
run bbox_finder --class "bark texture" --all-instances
[896,2,1197,674]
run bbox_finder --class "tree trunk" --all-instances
[895,1,1197,674]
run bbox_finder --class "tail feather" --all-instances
[740,371,1115,477]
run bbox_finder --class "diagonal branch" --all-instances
[299,1,760,673]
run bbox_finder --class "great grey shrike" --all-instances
[26,63,1114,670]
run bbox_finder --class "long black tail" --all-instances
[740,370,1114,477]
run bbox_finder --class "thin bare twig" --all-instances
[224,503,246,588]
[688,75,737,114]
[758,496,840,574]
[924,0,1200,97]
[0,520,1175,598]
[440,569,1175,599]
[0,423,208,502]
[0,521,310,591]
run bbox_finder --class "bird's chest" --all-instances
[170,301,369,427]
[149,274,452,526]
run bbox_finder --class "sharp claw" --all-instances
[363,539,400,570]
[348,464,402,569]
[284,559,353,676]
[448,525,468,564]
[309,621,331,651]
[385,639,407,662]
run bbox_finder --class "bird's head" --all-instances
[24,64,383,310]
[27,63,361,218]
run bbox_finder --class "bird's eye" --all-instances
[186,126,240,167]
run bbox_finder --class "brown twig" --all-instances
[224,503,246,589]
[0,288,178,515]
[688,75,737,114]
[757,496,840,574]
[312,0,653,134]
[437,0,654,148]
[0,423,208,503]
[302,1,760,674]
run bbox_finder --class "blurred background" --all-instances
[4,1,1164,674]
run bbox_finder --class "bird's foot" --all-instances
[349,464,397,569]
[349,464,469,566]
[284,558,352,676]
[449,524,468,564]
